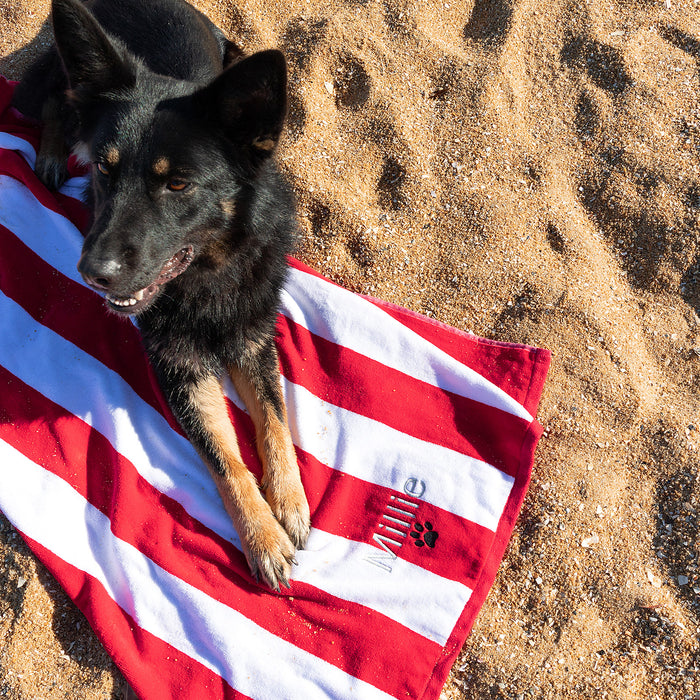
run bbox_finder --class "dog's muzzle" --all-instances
[102,245,195,314]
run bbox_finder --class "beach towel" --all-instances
[0,76,550,700]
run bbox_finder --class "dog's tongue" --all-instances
[155,246,195,285]
[105,246,194,313]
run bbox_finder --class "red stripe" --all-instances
[520,348,552,420]
[16,535,246,700]
[370,494,493,582]
[367,298,545,406]
[0,365,441,697]
[277,315,529,478]
[0,222,177,427]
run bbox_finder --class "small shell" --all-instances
[581,534,599,548]
[646,569,662,588]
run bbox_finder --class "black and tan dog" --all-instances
[13,0,310,590]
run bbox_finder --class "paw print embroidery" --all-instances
[410,521,438,548]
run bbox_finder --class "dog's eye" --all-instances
[167,178,190,192]
[95,161,109,176]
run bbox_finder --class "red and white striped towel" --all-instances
[0,77,550,700]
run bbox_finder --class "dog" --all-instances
[12,0,311,591]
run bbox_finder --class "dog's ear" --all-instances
[198,50,287,156]
[51,0,135,98]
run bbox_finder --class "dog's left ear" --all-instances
[52,0,135,99]
[198,50,287,156]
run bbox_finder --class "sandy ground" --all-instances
[1,0,700,697]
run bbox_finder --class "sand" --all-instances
[1,0,699,697]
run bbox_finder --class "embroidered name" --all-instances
[365,478,437,573]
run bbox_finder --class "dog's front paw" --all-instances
[266,478,311,551]
[35,153,69,191]
[243,509,298,591]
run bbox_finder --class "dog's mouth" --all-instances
[105,245,194,315]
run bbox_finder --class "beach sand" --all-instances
[1,0,699,697]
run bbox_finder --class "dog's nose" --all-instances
[78,257,122,291]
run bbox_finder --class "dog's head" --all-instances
[51,0,288,315]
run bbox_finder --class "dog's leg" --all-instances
[36,96,69,190]
[163,371,297,590]
[230,343,311,550]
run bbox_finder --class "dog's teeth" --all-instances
[134,289,145,301]
[106,294,137,307]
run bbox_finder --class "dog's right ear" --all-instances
[196,50,288,158]
[51,0,135,99]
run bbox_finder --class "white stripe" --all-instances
[293,529,472,645]
[0,290,474,643]
[0,175,85,285]
[0,132,36,166]
[0,443,395,700]
[281,268,533,421]
[227,379,514,532]
[59,174,90,201]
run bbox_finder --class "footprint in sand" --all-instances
[546,223,567,258]
[574,89,600,142]
[462,0,513,46]
[377,155,407,210]
[659,24,700,62]
[333,52,371,110]
[306,197,332,239]
[561,35,632,96]
[356,116,410,211]
[280,16,330,139]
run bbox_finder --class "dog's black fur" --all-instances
[13,0,310,590]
